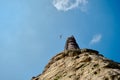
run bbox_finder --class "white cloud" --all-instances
[52,0,88,12]
[90,34,102,45]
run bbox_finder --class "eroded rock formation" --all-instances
[31,36,120,80]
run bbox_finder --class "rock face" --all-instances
[32,37,120,80]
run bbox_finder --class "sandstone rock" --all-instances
[31,36,120,80]
[32,49,120,80]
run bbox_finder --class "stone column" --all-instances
[64,36,80,50]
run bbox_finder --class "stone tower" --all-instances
[64,35,80,50]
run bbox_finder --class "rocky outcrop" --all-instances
[31,36,120,80]
[32,49,120,80]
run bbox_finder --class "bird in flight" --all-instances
[59,35,62,39]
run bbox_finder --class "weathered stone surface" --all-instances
[32,49,120,80]
[64,36,80,50]
[31,36,120,80]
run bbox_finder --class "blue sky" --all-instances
[0,0,120,80]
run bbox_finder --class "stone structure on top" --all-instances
[31,35,120,80]
[64,35,80,50]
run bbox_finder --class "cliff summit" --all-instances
[32,36,120,80]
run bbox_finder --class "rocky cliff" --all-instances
[32,36,120,80]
